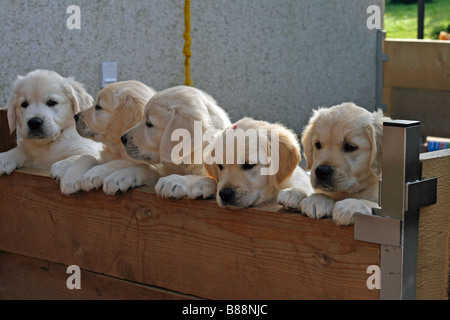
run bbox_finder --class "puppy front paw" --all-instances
[102,170,142,195]
[51,159,75,181]
[299,193,335,220]
[332,199,374,226]
[187,177,216,200]
[277,187,308,210]
[155,175,189,199]
[59,177,83,195]
[80,167,110,191]
[0,157,17,175]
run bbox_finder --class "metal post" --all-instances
[375,30,388,112]
[354,120,437,300]
[380,120,421,300]
[418,0,425,39]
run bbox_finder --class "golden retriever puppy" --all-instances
[51,81,157,195]
[0,69,101,175]
[120,85,231,199]
[204,118,313,208]
[280,102,390,225]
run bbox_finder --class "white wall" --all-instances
[0,0,384,134]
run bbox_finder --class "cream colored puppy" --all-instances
[204,118,313,208]
[0,70,101,174]
[280,102,390,225]
[51,81,157,195]
[120,85,231,199]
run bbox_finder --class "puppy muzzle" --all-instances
[313,164,337,191]
[219,187,235,205]
[26,117,52,139]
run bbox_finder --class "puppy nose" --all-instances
[121,134,128,145]
[27,117,44,130]
[315,165,334,181]
[74,113,80,122]
[219,188,235,203]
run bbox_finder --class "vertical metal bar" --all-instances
[375,30,388,112]
[418,0,425,39]
[401,123,421,299]
[380,120,421,300]
[380,245,403,299]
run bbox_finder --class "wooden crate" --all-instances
[383,39,450,139]
[0,168,380,300]
[0,110,448,300]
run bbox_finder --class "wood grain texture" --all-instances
[382,40,450,138]
[0,251,194,300]
[417,149,450,300]
[383,40,450,92]
[0,170,380,300]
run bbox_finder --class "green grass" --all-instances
[385,0,450,39]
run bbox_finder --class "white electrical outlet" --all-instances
[100,61,117,88]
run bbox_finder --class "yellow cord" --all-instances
[183,0,193,86]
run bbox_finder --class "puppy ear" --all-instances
[367,109,390,177]
[5,75,26,135]
[6,92,18,135]
[64,78,93,114]
[204,162,219,181]
[159,106,201,164]
[301,121,314,171]
[268,125,302,189]
[106,93,146,144]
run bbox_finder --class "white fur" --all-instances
[0,70,101,175]
[203,118,313,208]
[281,102,390,225]
[121,85,231,198]
[52,80,157,195]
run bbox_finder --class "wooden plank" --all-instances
[417,149,450,300]
[0,169,380,300]
[0,109,16,152]
[383,40,450,92]
[0,251,194,300]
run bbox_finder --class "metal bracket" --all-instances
[405,177,437,212]
[354,211,401,247]
[356,176,438,246]
[354,120,438,300]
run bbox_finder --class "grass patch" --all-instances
[385,0,450,39]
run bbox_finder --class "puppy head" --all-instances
[205,118,301,208]
[301,102,388,198]
[121,85,231,164]
[6,69,93,141]
[75,81,156,145]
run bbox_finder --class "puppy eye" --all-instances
[344,143,358,152]
[218,164,223,171]
[315,142,322,150]
[46,99,58,107]
[95,104,102,111]
[242,163,256,171]
[146,121,153,128]
[21,101,29,108]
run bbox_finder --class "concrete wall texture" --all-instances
[0,0,384,134]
